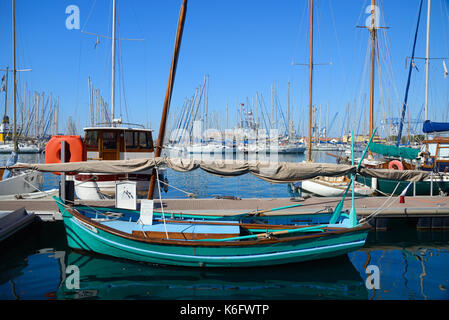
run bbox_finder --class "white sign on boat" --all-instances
[139,199,154,225]
[115,181,137,210]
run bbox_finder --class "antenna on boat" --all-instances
[147,0,188,199]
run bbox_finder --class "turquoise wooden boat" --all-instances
[15,130,428,267]
[55,196,370,267]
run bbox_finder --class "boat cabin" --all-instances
[421,137,449,172]
[83,127,154,161]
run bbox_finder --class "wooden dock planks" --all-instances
[0,195,448,222]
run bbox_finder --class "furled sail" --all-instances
[422,120,449,134]
[6,157,432,183]
[368,142,420,160]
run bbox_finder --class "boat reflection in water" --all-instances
[56,251,368,300]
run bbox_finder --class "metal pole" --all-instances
[61,140,66,203]
[369,0,376,141]
[424,0,431,138]
[12,0,17,153]
[111,0,117,124]
[307,0,313,162]
[430,171,433,196]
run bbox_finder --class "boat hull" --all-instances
[74,171,165,200]
[301,179,373,197]
[0,170,42,196]
[58,204,370,268]
[355,174,449,196]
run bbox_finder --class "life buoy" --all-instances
[45,135,86,175]
[388,160,404,171]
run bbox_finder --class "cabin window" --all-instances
[85,131,98,149]
[125,131,138,149]
[428,144,437,156]
[139,132,153,149]
[439,144,449,159]
[103,131,117,150]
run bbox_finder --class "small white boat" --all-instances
[301,176,373,197]
[0,142,43,154]
[0,169,43,196]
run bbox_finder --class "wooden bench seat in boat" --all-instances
[98,220,241,241]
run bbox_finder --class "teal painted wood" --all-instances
[355,174,449,196]
[56,200,370,267]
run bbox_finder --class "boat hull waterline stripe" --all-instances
[71,217,366,261]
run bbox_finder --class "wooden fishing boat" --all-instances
[7,152,432,267]
[54,195,371,267]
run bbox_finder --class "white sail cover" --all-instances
[6,157,432,183]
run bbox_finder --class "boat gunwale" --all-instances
[63,205,371,247]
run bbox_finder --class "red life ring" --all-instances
[45,135,86,175]
[388,160,404,171]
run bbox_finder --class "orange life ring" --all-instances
[45,135,86,175]
[388,160,404,171]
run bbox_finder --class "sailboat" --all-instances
[0,0,42,196]
[45,0,165,200]
[354,0,449,196]
[294,0,373,197]
[0,68,44,154]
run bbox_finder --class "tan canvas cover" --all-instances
[8,157,356,183]
[7,157,433,183]
[358,167,431,182]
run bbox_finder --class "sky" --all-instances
[1,0,449,139]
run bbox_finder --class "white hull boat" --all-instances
[301,176,373,197]
[74,171,164,200]
[0,169,43,196]
[0,143,42,154]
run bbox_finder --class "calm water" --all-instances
[0,151,448,300]
[0,221,448,300]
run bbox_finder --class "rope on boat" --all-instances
[155,167,169,239]
[359,181,402,224]
[156,178,198,198]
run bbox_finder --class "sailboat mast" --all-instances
[111,0,117,125]
[12,0,17,153]
[147,0,188,199]
[424,0,431,129]
[307,0,313,162]
[368,0,376,141]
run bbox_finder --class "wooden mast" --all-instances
[368,0,376,142]
[307,0,313,162]
[147,0,188,199]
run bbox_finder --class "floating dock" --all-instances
[0,207,36,242]
[0,194,448,231]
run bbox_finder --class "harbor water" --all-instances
[0,152,448,300]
